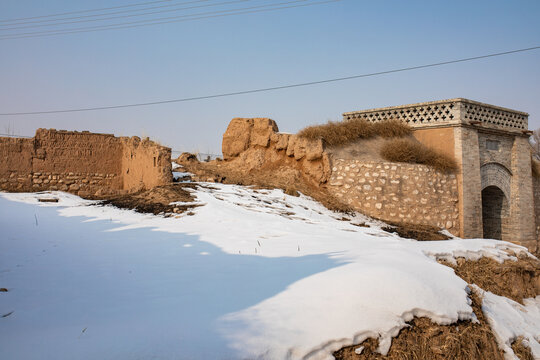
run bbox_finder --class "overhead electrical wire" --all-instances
[0,0,222,29]
[1,46,538,116]
[0,0,251,31]
[0,133,32,138]
[0,0,334,40]
[0,0,176,23]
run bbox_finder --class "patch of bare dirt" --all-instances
[381,221,450,241]
[327,138,388,162]
[441,256,540,304]
[177,155,354,214]
[334,292,504,360]
[101,183,200,215]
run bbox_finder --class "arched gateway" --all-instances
[481,186,509,240]
[480,163,511,240]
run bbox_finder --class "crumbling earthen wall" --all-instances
[328,159,460,235]
[222,118,331,185]
[0,137,33,183]
[121,136,172,191]
[0,129,172,198]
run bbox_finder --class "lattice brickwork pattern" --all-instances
[462,102,527,130]
[344,101,460,127]
[343,99,528,132]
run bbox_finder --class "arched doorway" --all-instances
[481,186,509,240]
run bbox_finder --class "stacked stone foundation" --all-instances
[328,159,460,234]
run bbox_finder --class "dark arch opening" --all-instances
[482,186,509,240]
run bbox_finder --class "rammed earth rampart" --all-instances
[0,129,172,198]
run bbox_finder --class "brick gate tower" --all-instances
[344,98,537,251]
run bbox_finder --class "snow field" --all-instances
[0,184,538,360]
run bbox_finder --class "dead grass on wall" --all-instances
[532,157,540,178]
[333,292,504,360]
[381,221,450,241]
[441,256,540,304]
[297,119,411,146]
[380,138,457,173]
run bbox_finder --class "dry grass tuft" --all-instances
[441,256,540,304]
[532,157,540,178]
[380,138,457,173]
[334,292,504,360]
[381,221,450,241]
[297,119,411,146]
[511,337,534,360]
[101,184,199,215]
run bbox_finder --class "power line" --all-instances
[0,0,175,23]
[1,46,538,116]
[0,0,331,40]
[0,133,32,138]
[0,0,220,29]
[0,0,250,32]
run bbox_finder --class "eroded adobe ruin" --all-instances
[0,129,172,198]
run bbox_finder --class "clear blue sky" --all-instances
[1,0,539,154]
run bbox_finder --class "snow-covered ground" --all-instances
[0,185,538,360]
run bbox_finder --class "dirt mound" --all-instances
[334,292,504,360]
[176,156,353,213]
[381,221,450,241]
[101,183,199,215]
[176,152,198,164]
[442,256,540,304]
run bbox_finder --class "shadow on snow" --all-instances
[0,199,339,359]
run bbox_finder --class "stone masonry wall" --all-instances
[0,129,172,198]
[328,159,460,234]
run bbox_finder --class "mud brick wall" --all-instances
[328,159,460,235]
[0,129,172,198]
[30,129,124,196]
[121,136,172,191]
[0,137,34,191]
[33,129,123,175]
